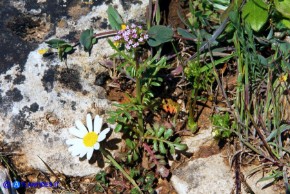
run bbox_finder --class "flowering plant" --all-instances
[113,24,149,50]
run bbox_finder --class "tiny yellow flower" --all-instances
[82,0,93,5]
[279,74,288,83]
[38,48,49,55]
[121,24,127,30]
[114,41,120,47]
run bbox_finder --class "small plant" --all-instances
[45,39,74,61]
[211,112,231,139]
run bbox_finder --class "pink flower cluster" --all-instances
[113,24,149,50]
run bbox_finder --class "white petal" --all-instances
[78,145,88,158]
[68,145,82,157]
[94,142,100,150]
[75,120,88,134]
[98,128,110,142]
[86,114,93,132]
[69,127,86,138]
[94,115,103,134]
[66,138,83,146]
[86,148,94,160]
[79,146,88,158]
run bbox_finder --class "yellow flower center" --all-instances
[83,132,98,147]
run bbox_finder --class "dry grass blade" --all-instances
[37,155,69,190]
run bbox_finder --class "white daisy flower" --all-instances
[66,114,110,160]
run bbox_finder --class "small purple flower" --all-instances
[138,37,144,42]
[124,36,129,42]
[113,35,121,41]
[143,34,149,40]
[132,29,137,33]
[132,33,138,39]
[125,44,131,50]
[132,42,139,48]
[128,39,133,45]
[123,30,130,37]
[131,24,136,28]
[138,25,142,29]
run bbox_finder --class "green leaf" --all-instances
[177,28,196,40]
[159,142,167,154]
[257,171,283,183]
[147,25,174,47]
[126,139,135,149]
[114,124,122,132]
[156,126,165,138]
[275,0,290,19]
[127,155,132,163]
[46,39,67,49]
[92,37,97,44]
[64,46,73,53]
[164,129,173,139]
[153,140,158,151]
[80,29,94,51]
[151,81,161,86]
[133,151,139,161]
[174,143,188,151]
[107,5,123,30]
[242,0,268,32]
[266,124,290,142]
[169,145,175,155]
[280,19,290,29]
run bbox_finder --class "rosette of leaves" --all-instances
[144,123,188,157]
[45,39,73,61]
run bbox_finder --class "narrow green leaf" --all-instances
[153,140,158,151]
[164,129,173,139]
[151,81,161,86]
[257,171,283,183]
[174,143,188,151]
[133,151,139,161]
[266,124,290,142]
[169,145,175,155]
[107,5,123,30]
[126,139,134,149]
[157,127,165,138]
[46,39,67,49]
[159,142,167,154]
[115,124,122,132]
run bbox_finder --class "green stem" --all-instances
[135,51,144,135]
[100,147,142,193]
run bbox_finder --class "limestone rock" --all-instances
[0,0,148,177]
[171,154,234,194]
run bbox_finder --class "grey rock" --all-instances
[171,154,234,194]
[0,0,148,177]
